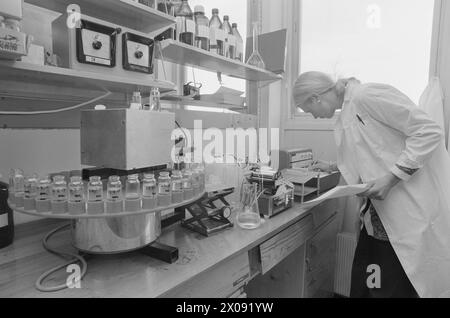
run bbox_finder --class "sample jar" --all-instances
[142,173,157,210]
[125,174,141,212]
[87,176,104,215]
[23,174,38,211]
[171,170,184,204]
[12,170,25,208]
[106,175,123,214]
[36,177,52,213]
[157,172,172,207]
[182,170,194,200]
[51,175,68,214]
[68,176,85,215]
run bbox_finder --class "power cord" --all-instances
[35,223,88,293]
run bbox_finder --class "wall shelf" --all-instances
[156,40,283,82]
[25,0,175,34]
[0,61,176,95]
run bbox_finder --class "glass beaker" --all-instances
[236,182,262,230]
[246,22,266,69]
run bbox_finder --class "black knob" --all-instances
[92,40,103,50]
[134,50,144,59]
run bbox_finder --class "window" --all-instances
[296,0,434,115]
[185,0,247,96]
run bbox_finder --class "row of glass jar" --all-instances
[8,167,205,215]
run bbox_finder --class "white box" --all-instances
[0,0,23,20]
[81,109,175,170]
[20,43,44,65]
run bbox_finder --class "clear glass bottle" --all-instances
[194,5,210,51]
[130,91,143,110]
[23,174,38,211]
[87,176,104,214]
[12,169,25,207]
[157,172,172,207]
[126,174,141,200]
[8,168,16,198]
[175,0,195,45]
[182,170,194,200]
[209,8,224,55]
[223,16,235,59]
[142,173,158,209]
[68,176,85,215]
[106,175,123,213]
[232,23,244,62]
[156,0,179,41]
[51,175,68,214]
[36,176,52,213]
[171,170,184,203]
[148,87,161,111]
[247,22,266,69]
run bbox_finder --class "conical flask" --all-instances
[236,182,262,230]
[246,22,266,69]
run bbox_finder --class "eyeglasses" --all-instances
[296,84,335,110]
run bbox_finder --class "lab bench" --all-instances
[0,199,340,298]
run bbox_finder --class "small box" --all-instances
[0,0,23,20]
[20,43,44,65]
[0,26,28,60]
[81,109,175,170]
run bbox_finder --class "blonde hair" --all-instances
[293,71,349,108]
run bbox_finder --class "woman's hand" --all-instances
[358,173,401,201]
[308,160,337,173]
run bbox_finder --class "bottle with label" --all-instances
[171,170,184,203]
[157,172,172,207]
[68,176,85,215]
[106,175,123,214]
[209,8,224,56]
[182,170,194,200]
[130,91,143,110]
[24,174,38,211]
[0,181,14,249]
[232,23,244,62]
[223,16,235,59]
[36,176,52,213]
[87,176,104,215]
[142,173,158,210]
[156,0,180,41]
[175,0,195,46]
[12,170,25,208]
[51,175,68,214]
[194,5,210,51]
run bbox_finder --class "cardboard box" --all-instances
[0,26,28,60]
[0,0,23,20]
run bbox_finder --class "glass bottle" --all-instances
[232,23,244,62]
[194,5,210,51]
[236,182,262,230]
[157,172,172,207]
[68,176,85,215]
[11,169,25,207]
[142,173,158,209]
[209,8,224,56]
[106,176,123,213]
[182,170,194,200]
[223,16,235,59]
[130,91,142,110]
[35,176,52,213]
[171,170,184,203]
[23,174,38,211]
[87,176,104,214]
[51,175,68,214]
[148,87,161,111]
[175,0,195,45]
[125,174,141,212]
[156,0,178,41]
[246,22,266,69]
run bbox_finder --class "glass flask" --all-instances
[68,176,85,215]
[246,22,266,69]
[175,0,195,45]
[236,182,262,230]
[182,170,194,200]
[51,175,68,214]
[194,5,210,51]
[158,172,172,207]
[142,173,158,209]
[36,176,52,213]
[223,15,235,59]
[88,176,104,202]
[209,8,224,56]
[171,170,184,203]
[23,174,38,211]
[148,87,161,111]
[232,23,244,62]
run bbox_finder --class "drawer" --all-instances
[310,199,339,230]
[163,252,251,298]
[259,214,314,275]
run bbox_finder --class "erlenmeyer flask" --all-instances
[236,182,262,230]
[246,22,266,69]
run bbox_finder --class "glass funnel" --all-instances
[246,22,266,69]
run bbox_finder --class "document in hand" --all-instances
[301,184,370,208]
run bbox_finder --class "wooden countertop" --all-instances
[0,201,332,298]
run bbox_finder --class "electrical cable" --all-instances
[0,90,112,115]
[35,223,88,293]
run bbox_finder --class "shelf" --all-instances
[25,0,175,34]
[156,40,283,82]
[8,192,206,220]
[0,61,176,94]
[161,97,246,111]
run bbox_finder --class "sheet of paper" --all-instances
[301,184,370,207]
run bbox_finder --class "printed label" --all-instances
[197,25,210,39]
[0,213,8,229]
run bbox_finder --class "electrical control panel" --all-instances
[52,13,155,81]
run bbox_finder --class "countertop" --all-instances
[0,200,333,298]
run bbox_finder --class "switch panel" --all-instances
[122,32,154,74]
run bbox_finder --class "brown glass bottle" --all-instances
[175,0,195,46]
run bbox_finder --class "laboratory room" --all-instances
[1,0,450,302]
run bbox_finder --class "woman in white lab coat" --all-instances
[293,71,450,298]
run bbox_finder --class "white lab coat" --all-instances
[335,79,450,298]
